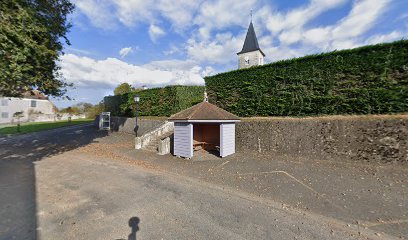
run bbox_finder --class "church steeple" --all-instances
[237,20,265,69]
[237,21,265,56]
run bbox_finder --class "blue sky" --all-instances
[54,0,408,108]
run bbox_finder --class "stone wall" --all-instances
[236,115,408,164]
[110,116,165,136]
[238,50,264,69]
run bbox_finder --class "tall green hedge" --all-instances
[104,85,205,117]
[205,40,408,117]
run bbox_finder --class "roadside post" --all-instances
[134,94,140,137]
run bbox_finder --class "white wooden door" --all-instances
[174,122,193,158]
[220,123,235,157]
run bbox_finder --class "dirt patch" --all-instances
[76,143,160,171]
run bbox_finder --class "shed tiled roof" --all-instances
[168,102,240,121]
[237,21,265,56]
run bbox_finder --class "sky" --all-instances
[53,0,408,108]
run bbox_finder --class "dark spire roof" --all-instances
[237,21,265,56]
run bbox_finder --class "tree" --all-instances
[72,102,93,113]
[81,103,93,112]
[0,0,74,97]
[85,101,104,118]
[59,106,80,115]
[62,106,79,122]
[114,83,133,96]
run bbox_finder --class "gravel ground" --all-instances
[0,125,406,239]
[97,131,408,239]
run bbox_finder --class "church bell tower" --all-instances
[237,20,265,69]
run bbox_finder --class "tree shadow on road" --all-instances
[0,125,108,240]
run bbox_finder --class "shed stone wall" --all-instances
[220,123,236,157]
[174,122,193,158]
[236,115,407,164]
[110,116,165,135]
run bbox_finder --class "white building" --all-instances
[168,101,240,159]
[0,90,56,124]
[237,21,265,69]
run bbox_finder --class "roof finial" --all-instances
[250,9,253,22]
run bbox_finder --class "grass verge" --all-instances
[0,119,94,136]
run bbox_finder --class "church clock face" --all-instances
[244,56,250,65]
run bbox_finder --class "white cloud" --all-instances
[265,0,348,36]
[72,0,403,67]
[149,24,166,42]
[201,66,216,77]
[52,87,113,108]
[250,0,391,56]
[184,0,352,65]
[331,0,391,39]
[73,0,148,30]
[186,32,243,65]
[143,59,197,71]
[66,47,94,56]
[119,47,133,58]
[157,0,201,31]
[163,44,182,55]
[259,0,392,60]
[59,54,206,89]
[75,0,155,28]
[62,0,406,108]
[278,30,303,45]
[143,59,216,77]
[74,0,202,31]
[303,27,331,45]
[301,0,391,51]
[113,0,153,26]
[267,46,309,62]
[194,0,257,39]
[365,31,405,45]
[74,0,117,29]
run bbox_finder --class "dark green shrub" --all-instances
[205,40,408,117]
[104,85,205,117]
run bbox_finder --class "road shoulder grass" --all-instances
[0,119,94,136]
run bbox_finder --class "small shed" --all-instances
[168,102,240,159]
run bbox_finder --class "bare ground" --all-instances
[1,125,407,239]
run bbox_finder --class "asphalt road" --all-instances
[0,124,107,240]
[0,125,402,239]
